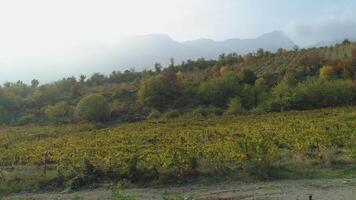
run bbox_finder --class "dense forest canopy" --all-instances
[0,40,355,125]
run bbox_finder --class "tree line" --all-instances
[0,41,355,125]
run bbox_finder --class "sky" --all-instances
[0,0,356,83]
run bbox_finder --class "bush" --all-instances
[17,114,38,125]
[267,82,294,112]
[226,97,244,115]
[138,75,180,110]
[240,84,267,110]
[162,109,180,119]
[44,101,73,124]
[75,94,110,122]
[192,106,224,117]
[197,74,241,107]
[238,68,257,85]
[110,100,144,122]
[292,78,355,109]
[320,65,337,80]
[147,109,161,119]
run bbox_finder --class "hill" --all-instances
[0,31,295,83]
[0,41,355,125]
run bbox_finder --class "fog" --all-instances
[0,0,355,83]
[286,18,356,46]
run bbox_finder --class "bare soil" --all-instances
[4,178,356,200]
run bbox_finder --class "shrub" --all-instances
[75,94,110,122]
[238,68,257,85]
[162,109,180,119]
[44,101,73,124]
[267,82,294,112]
[226,97,244,115]
[320,65,337,80]
[192,106,223,117]
[197,74,241,107]
[110,100,143,122]
[138,75,180,110]
[292,78,355,109]
[147,109,161,119]
[17,114,38,125]
[240,84,267,110]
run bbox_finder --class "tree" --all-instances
[226,97,244,115]
[154,63,162,73]
[268,82,294,112]
[256,48,265,58]
[138,75,179,110]
[79,75,86,83]
[320,65,337,80]
[352,48,356,78]
[240,84,266,110]
[283,68,306,86]
[169,58,175,68]
[342,39,351,45]
[31,79,39,88]
[87,73,107,86]
[238,69,257,85]
[75,94,110,122]
[44,101,73,123]
[292,78,355,109]
[197,74,241,107]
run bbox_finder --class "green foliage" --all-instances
[0,41,355,125]
[238,68,257,85]
[44,101,73,124]
[162,109,180,119]
[226,97,244,115]
[110,100,143,122]
[197,74,241,107]
[191,106,223,117]
[267,81,294,112]
[138,75,180,110]
[75,94,110,122]
[320,65,337,80]
[240,84,266,110]
[147,109,161,119]
[17,114,38,125]
[292,78,355,109]
[0,107,355,190]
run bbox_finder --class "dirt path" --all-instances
[4,178,356,200]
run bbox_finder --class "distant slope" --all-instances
[232,42,356,75]
[76,31,295,70]
[112,31,295,68]
[0,31,296,83]
[182,31,295,58]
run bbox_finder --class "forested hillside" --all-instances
[0,40,355,125]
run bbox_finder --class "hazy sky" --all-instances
[0,0,356,83]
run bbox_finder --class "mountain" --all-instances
[311,37,356,47]
[96,31,295,70]
[0,31,295,83]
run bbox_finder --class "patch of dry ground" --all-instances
[4,178,356,200]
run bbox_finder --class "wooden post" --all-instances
[44,151,48,176]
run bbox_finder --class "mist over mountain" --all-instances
[104,31,296,69]
[1,31,295,83]
[311,37,356,47]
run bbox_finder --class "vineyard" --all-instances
[0,106,356,194]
